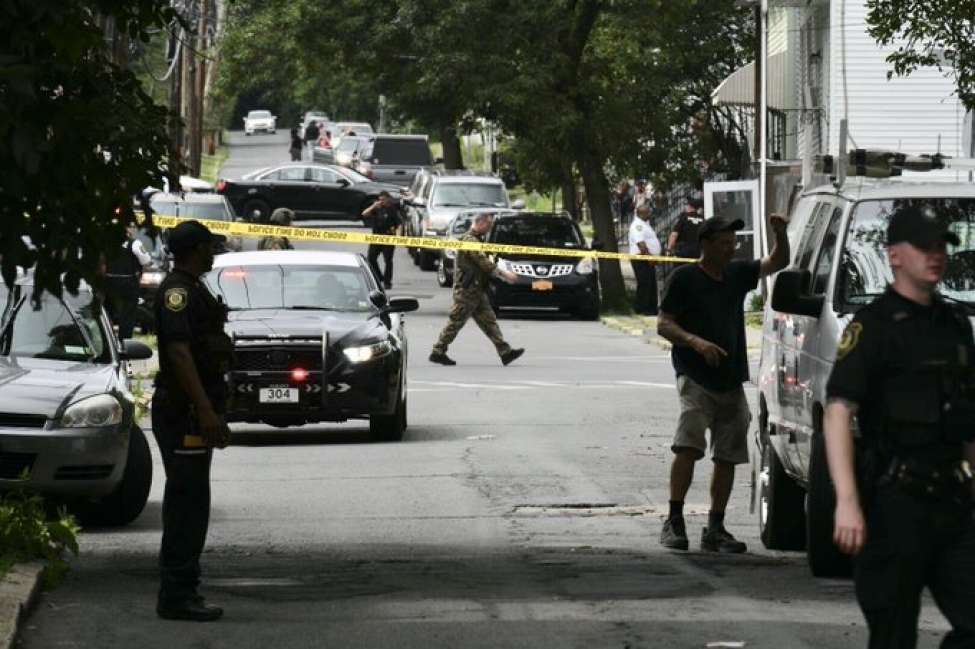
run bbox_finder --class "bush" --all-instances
[0,479,81,587]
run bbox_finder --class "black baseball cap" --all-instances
[687,196,704,209]
[887,206,959,248]
[167,220,227,253]
[699,216,745,242]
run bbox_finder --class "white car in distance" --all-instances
[244,110,277,136]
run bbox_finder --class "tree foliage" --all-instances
[866,0,975,111]
[1,0,176,298]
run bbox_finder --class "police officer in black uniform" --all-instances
[824,205,975,649]
[152,220,233,622]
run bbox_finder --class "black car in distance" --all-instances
[205,250,418,441]
[487,212,601,320]
[216,163,402,224]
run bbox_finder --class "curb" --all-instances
[0,562,45,649]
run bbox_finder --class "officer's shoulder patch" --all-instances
[164,287,188,312]
[836,322,863,360]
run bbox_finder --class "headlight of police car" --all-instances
[60,394,124,428]
[343,340,393,363]
[140,271,166,287]
[575,258,594,275]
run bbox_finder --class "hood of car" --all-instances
[226,309,389,347]
[0,357,116,419]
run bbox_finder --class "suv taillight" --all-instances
[216,180,227,193]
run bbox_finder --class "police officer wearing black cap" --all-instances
[825,205,975,648]
[152,220,233,621]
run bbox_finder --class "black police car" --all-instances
[204,250,418,441]
[487,212,601,320]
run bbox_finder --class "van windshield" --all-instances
[842,198,975,305]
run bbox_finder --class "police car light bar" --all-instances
[814,150,975,178]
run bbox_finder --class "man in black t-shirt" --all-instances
[657,213,789,553]
[362,191,403,289]
[666,196,705,261]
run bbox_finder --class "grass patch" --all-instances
[200,146,229,184]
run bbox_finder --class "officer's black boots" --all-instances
[157,596,223,622]
[659,517,689,551]
[501,348,525,366]
[429,351,456,366]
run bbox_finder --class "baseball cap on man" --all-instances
[167,220,227,254]
[687,196,704,209]
[886,205,959,248]
[699,216,745,242]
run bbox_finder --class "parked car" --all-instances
[0,278,154,525]
[217,163,403,224]
[486,211,601,320]
[405,171,521,270]
[204,250,418,441]
[333,136,366,168]
[243,110,277,135]
[354,134,433,188]
[301,111,329,134]
[754,179,975,578]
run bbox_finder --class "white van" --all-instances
[754,179,975,577]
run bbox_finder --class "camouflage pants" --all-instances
[433,288,510,356]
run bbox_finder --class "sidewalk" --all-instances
[0,563,44,649]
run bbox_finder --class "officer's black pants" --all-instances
[106,278,139,340]
[855,484,975,649]
[630,260,658,315]
[151,391,213,604]
[368,244,394,285]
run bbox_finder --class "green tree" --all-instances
[1,1,176,299]
[866,0,975,111]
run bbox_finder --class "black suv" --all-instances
[487,212,601,320]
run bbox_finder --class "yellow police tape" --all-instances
[150,215,694,264]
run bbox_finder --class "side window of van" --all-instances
[811,208,843,295]
[795,202,830,269]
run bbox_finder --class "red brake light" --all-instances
[291,368,309,382]
[216,180,227,193]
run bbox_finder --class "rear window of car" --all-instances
[249,111,272,119]
[366,139,432,166]
[491,218,584,248]
[180,201,233,221]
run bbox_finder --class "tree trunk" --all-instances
[560,164,578,220]
[440,124,463,169]
[576,147,627,310]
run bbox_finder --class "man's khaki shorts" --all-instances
[672,375,750,464]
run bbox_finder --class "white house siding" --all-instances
[828,0,966,168]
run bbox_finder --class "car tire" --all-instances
[242,199,271,223]
[806,430,853,577]
[370,392,406,442]
[577,301,600,321]
[419,250,437,271]
[90,425,153,526]
[759,436,807,550]
[245,132,251,136]
[411,248,421,265]
[436,258,453,287]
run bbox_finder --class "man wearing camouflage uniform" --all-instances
[429,212,525,366]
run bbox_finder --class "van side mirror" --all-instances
[771,269,824,318]
[120,339,153,361]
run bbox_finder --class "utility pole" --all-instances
[169,26,184,190]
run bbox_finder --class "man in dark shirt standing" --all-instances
[362,191,402,289]
[666,196,706,261]
[657,213,789,552]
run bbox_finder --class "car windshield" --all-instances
[491,217,584,248]
[337,137,362,153]
[179,200,233,221]
[842,198,975,306]
[0,286,108,362]
[205,265,374,312]
[434,183,507,208]
[249,111,271,119]
[366,139,432,166]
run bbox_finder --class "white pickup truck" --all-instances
[243,110,276,135]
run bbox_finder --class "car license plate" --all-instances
[532,280,554,291]
[259,388,299,404]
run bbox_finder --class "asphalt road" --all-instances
[18,131,950,649]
